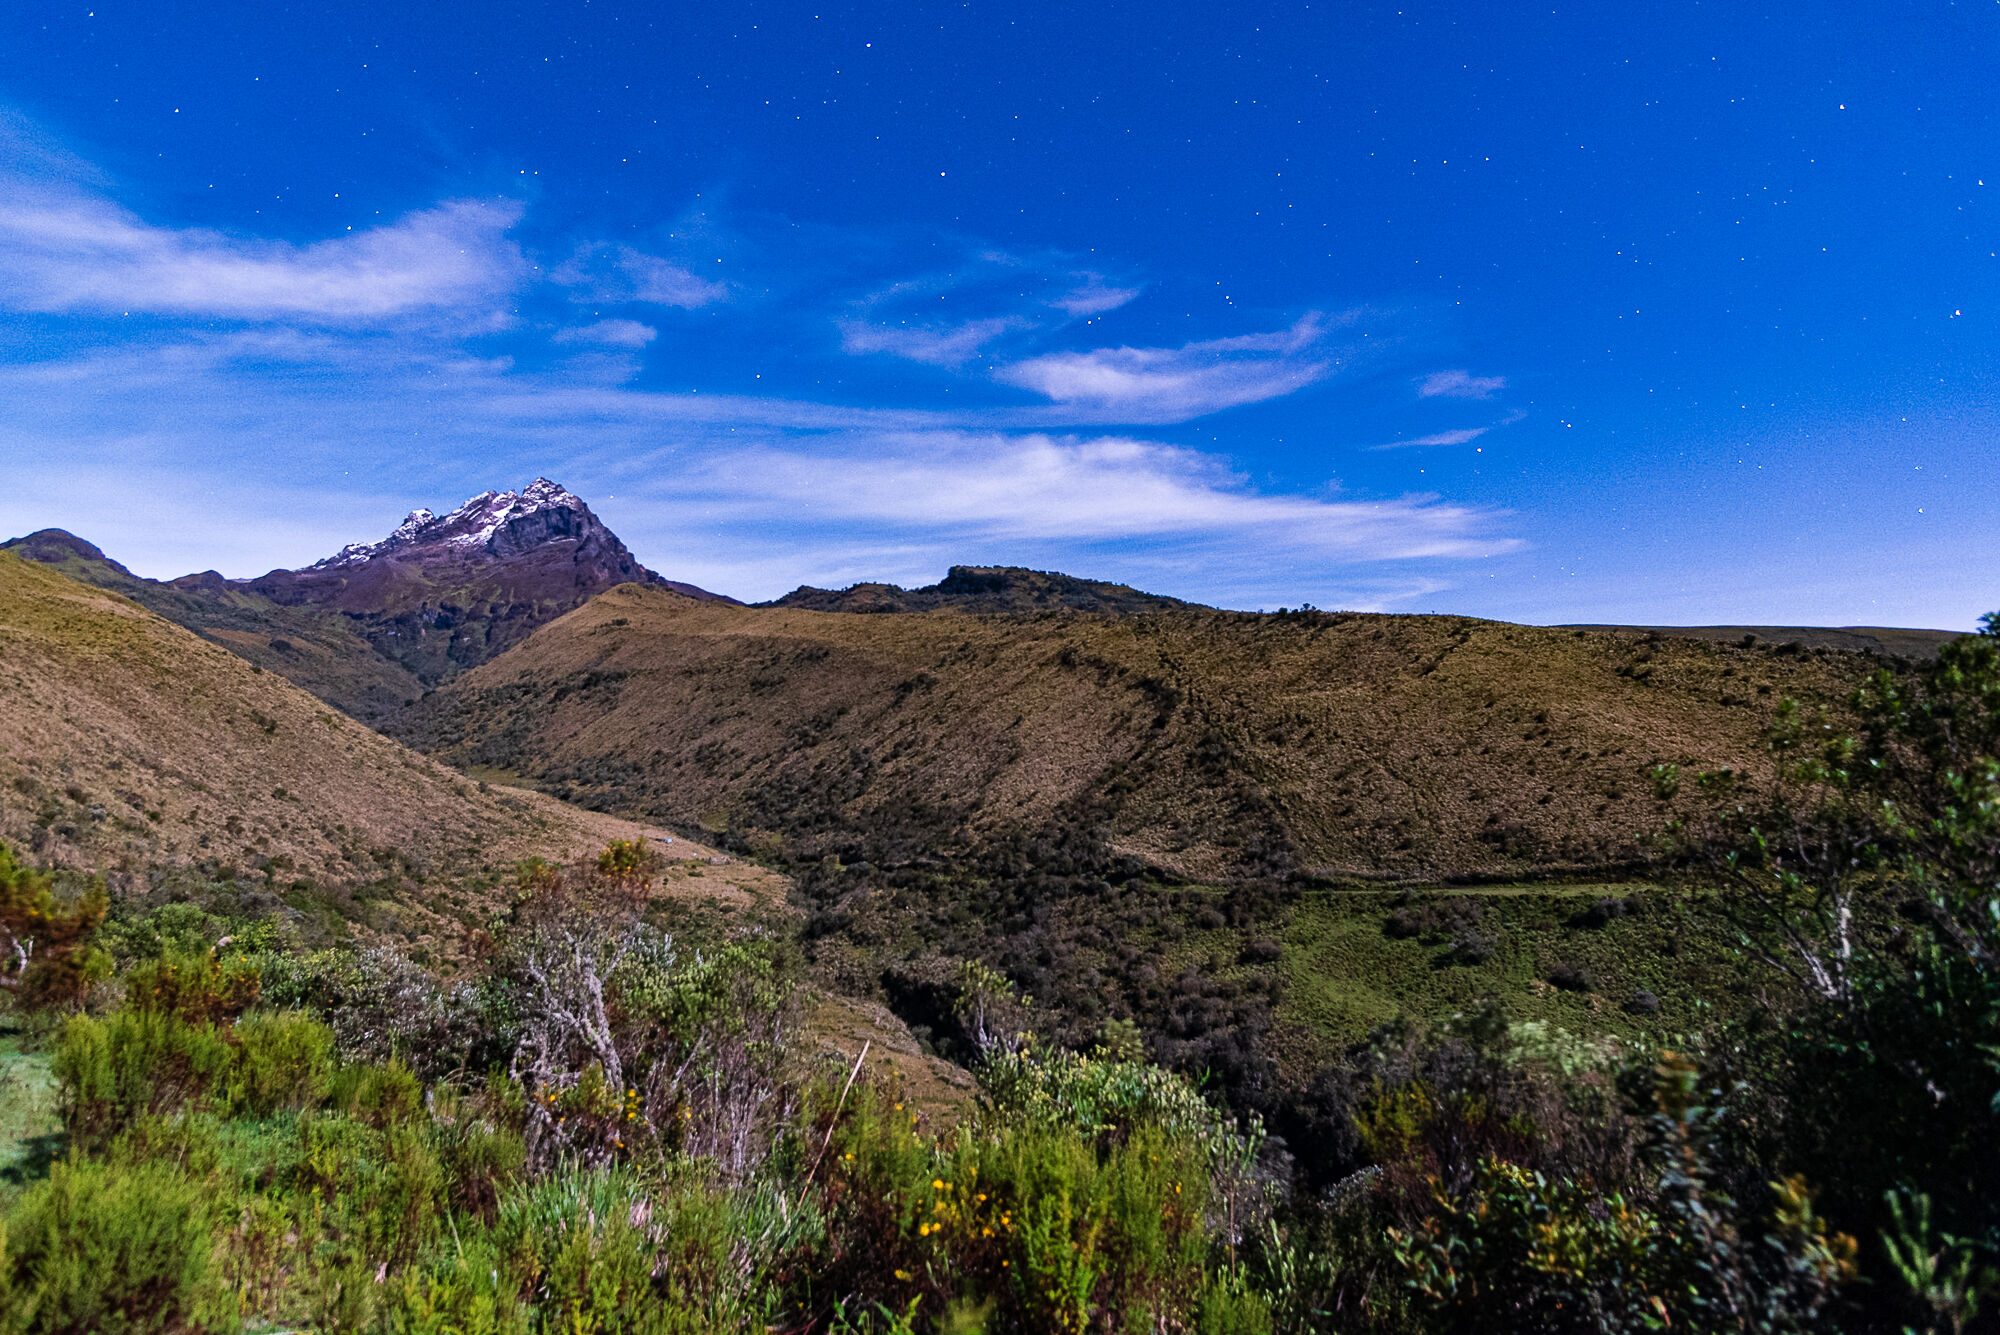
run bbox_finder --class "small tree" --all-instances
[506,845,653,1169]
[0,841,106,1010]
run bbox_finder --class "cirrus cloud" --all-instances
[993,314,1341,422]
[553,318,658,348]
[0,183,526,322]
[549,243,728,308]
[838,315,1026,366]
[1418,369,1507,399]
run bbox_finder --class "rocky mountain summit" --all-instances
[767,564,1196,615]
[240,479,730,685]
[307,479,632,572]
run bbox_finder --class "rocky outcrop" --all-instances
[767,565,1195,615]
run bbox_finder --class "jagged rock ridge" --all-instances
[310,479,626,572]
[767,564,1197,615]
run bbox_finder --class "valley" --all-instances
[0,487,1907,1070]
[0,483,1978,1334]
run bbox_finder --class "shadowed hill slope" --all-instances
[0,551,679,891]
[0,529,425,725]
[766,565,1196,615]
[400,585,1878,885]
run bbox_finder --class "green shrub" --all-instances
[99,902,225,963]
[380,1236,531,1335]
[0,1157,238,1334]
[249,946,361,1010]
[429,1083,527,1224]
[55,1010,235,1149]
[976,1047,1261,1168]
[125,948,260,1025]
[1195,1269,1275,1335]
[815,1079,1224,1333]
[227,1010,333,1115]
[294,1111,445,1268]
[491,1168,668,1332]
[326,1056,424,1128]
[0,842,107,1012]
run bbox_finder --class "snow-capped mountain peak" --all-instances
[309,480,593,569]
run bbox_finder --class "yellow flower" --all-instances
[932,1179,945,1190]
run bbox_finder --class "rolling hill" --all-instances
[399,584,1878,886]
[0,529,428,726]
[0,550,732,896]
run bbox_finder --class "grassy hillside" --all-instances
[393,586,1883,1080]
[402,584,1872,885]
[0,552,756,899]
[0,530,424,724]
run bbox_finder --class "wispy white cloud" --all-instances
[0,112,1517,612]
[837,251,1143,370]
[993,314,1341,422]
[0,329,1518,607]
[1418,369,1506,399]
[1373,427,1489,450]
[550,243,728,308]
[1050,273,1142,317]
[676,431,1509,560]
[553,319,657,348]
[838,315,1025,366]
[0,185,527,321]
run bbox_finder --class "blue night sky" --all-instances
[2,1,1995,625]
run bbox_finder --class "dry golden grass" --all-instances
[0,554,778,915]
[800,991,980,1122]
[406,584,1881,882]
[1,530,426,724]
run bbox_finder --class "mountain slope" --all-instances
[399,586,1878,885]
[0,550,681,892]
[242,478,733,686]
[2,480,731,722]
[0,529,427,725]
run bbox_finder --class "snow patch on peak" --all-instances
[389,509,436,544]
[522,477,575,503]
[308,480,597,569]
